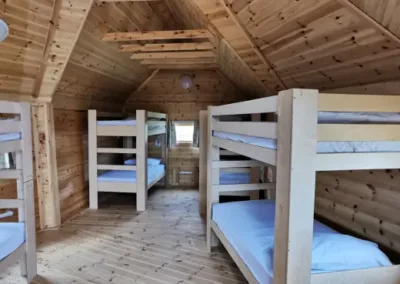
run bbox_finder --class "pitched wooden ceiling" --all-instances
[1,0,400,108]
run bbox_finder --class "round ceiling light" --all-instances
[0,19,9,42]
[180,74,193,90]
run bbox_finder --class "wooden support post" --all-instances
[207,107,219,250]
[136,110,148,211]
[249,113,261,200]
[32,103,61,229]
[274,89,318,284]
[199,110,208,217]
[88,110,98,209]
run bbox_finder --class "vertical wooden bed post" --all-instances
[19,102,36,281]
[274,89,319,284]
[199,110,207,217]
[88,110,98,209]
[207,107,220,250]
[136,110,148,211]
[161,115,168,188]
[249,113,261,200]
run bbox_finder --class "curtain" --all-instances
[192,120,200,147]
[168,121,176,147]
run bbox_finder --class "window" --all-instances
[174,121,194,144]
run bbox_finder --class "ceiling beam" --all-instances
[100,0,159,2]
[103,29,213,42]
[131,51,215,59]
[140,58,217,65]
[120,42,214,52]
[122,69,160,113]
[146,64,219,70]
[337,0,400,45]
[33,0,94,100]
[217,0,287,91]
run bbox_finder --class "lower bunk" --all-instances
[211,199,393,284]
[98,164,165,191]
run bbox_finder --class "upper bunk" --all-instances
[0,101,33,182]
[92,110,167,137]
[208,89,400,172]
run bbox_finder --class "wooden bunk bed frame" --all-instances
[207,89,400,284]
[88,110,167,212]
[0,101,37,282]
[199,110,272,217]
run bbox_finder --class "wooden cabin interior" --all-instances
[1,0,400,283]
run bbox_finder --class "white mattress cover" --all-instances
[0,132,21,142]
[318,111,400,124]
[220,172,250,185]
[98,165,165,183]
[214,131,400,153]
[97,119,136,126]
[212,200,391,284]
[0,223,25,261]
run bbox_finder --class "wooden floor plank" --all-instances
[0,189,246,283]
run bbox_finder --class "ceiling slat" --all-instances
[120,42,214,52]
[131,51,215,59]
[102,29,213,42]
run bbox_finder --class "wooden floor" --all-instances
[1,189,246,284]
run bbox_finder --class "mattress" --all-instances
[97,119,137,126]
[220,172,250,185]
[212,200,391,284]
[0,223,25,261]
[0,132,21,142]
[98,165,165,183]
[214,132,400,153]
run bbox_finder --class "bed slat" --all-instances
[213,121,277,139]
[0,199,23,209]
[97,165,137,171]
[319,93,400,112]
[0,140,22,154]
[0,101,21,114]
[318,124,400,141]
[311,264,400,284]
[212,136,276,165]
[211,96,277,116]
[213,183,275,192]
[212,160,265,168]
[97,125,137,136]
[316,152,400,171]
[0,169,22,179]
[0,121,21,133]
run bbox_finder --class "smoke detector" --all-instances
[0,19,9,42]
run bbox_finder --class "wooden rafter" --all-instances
[33,0,94,100]
[131,51,215,60]
[120,42,214,52]
[100,0,159,2]
[103,29,213,42]
[217,0,287,91]
[337,0,400,45]
[140,58,217,65]
[147,64,218,70]
[33,0,62,98]
[122,69,160,113]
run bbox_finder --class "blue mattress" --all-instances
[220,172,250,185]
[0,132,21,142]
[212,200,392,284]
[0,223,25,261]
[98,165,165,183]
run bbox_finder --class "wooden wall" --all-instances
[52,1,180,112]
[126,70,247,188]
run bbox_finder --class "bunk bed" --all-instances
[88,110,167,212]
[206,89,400,284]
[199,110,271,217]
[0,101,36,282]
